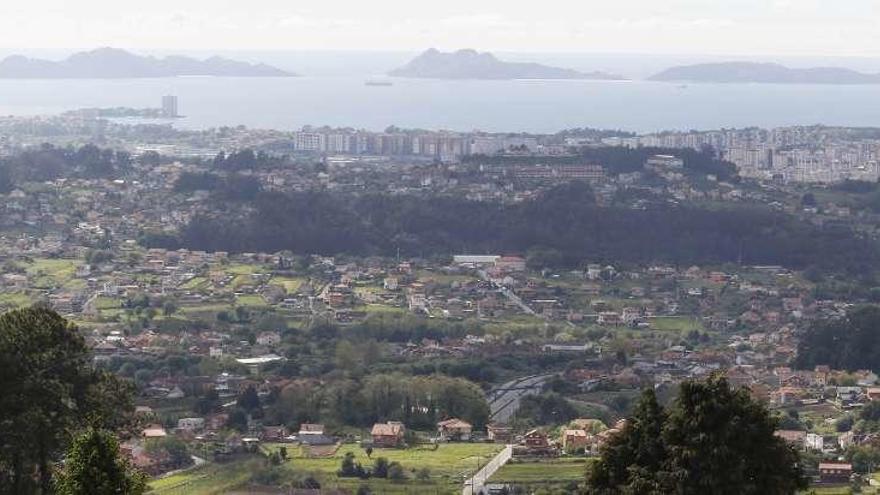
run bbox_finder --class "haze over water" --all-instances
[2,76,880,134]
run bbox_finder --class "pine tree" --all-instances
[586,375,807,495]
[55,428,146,495]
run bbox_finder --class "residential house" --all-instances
[495,256,526,272]
[256,331,282,346]
[805,433,824,452]
[371,421,406,448]
[523,430,550,449]
[561,429,590,453]
[299,424,325,436]
[437,418,473,442]
[177,417,205,431]
[486,423,513,443]
[262,425,289,442]
[818,463,852,484]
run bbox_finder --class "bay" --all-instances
[0,76,879,134]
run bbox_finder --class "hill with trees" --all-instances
[795,305,880,372]
[148,181,879,275]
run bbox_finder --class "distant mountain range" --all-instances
[650,62,880,84]
[0,48,295,79]
[389,49,624,80]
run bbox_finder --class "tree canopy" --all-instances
[0,307,136,494]
[586,375,807,495]
[146,181,878,275]
[795,305,880,372]
[54,428,146,495]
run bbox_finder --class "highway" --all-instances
[487,374,554,423]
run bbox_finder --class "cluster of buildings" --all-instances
[604,126,880,184]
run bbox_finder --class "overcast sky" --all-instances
[2,0,879,56]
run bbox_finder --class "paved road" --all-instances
[478,270,536,316]
[463,444,513,495]
[488,374,553,423]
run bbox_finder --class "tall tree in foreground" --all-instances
[587,389,668,494]
[54,428,146,495]
[0,307,136,494]
[586,375,807,495]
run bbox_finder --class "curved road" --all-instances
[488,374,554,423]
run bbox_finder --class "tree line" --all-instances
[795,305,880,372]
[148,181,878,274]
[463,146,738,181]
[263,373,490,431]
[0,144,134,188]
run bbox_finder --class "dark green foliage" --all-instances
[269,373,489,431]
[846,445,880,474]
[171,182,876,274]
[226,408,249,433]
[237,385,262,412]
[586,376,807,495]
[862,401,880,422]
[211,149,279,171]
[465,146,736,180]
[795,306,880,372]
[588,389,667,493]
[0,143,131,182]
[174,171,262,200]
[517,393,579,426]
[338,452,369,479]
[372,457,389,478]
[54,428,146,495]
[0,164,13,193]
[387,462,406,481]
[0,307,136,494]
[145,437,191,469]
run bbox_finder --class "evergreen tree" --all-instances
[587,389,667,494]
[0,307,135,494]
[55,428,146,495]
[586,375,807,495]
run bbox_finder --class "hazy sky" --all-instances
[2,0,879,56]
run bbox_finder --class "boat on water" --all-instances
[365,80,393,87]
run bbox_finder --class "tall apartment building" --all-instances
[161,95,178,118]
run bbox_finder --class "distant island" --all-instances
[650,62,880,84]
[0,47,295,79]
[389,48,624,80]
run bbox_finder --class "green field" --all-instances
[94,296,122,310]
[271,442,501,491]
[149,458,258,494]
[362,304,407,315]
[0,291,33,309]
[490,459,588,484]
[273,276,305,293]
[648,316,704,333]
[25,258,81,289]
[236,294,268,307]
[181,276,209,291]
[150,443,502,495]
[225,263,261,276]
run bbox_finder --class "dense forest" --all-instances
[464,146,738,181]
[150,181,878,274]
[795,306,880,372]
[0,144,133,186]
